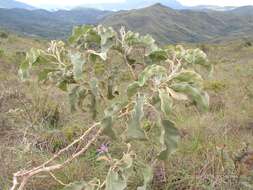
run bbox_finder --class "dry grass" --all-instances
[0,34,253,189]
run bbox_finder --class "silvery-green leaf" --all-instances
[167,88,188,101]
[97,25,116,55]
[68,25,93,44]
[158,119,180,160]
[19,60,30,80]
[124,32,157,55]
[89,79,99,119]
[101,116,116,140]
[62,181,88,190]
[104,102,124,117]
[127,82,140,98]
[138,65,167,86]
[90,79,99,96]
[70,52,85,80]
[171,70,203,88]
[126,94,146,141]
[137,165,153,190]
[149,49,168,62]
[158,88,173,118]
[62,179,99,190]
[26,48,41,65]
[105,170,127,190]
[38,68,57,82]
[170,82,209,112]
[140,35,158,55]
[183,49,211,70]
[57,79,68,91]
[69,86,80,112]
[107,76,114,99]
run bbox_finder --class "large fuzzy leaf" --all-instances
[149,49,168,62]
[62,179,99,190]
[105,170,127,190]
[183,48,213,73]
[57,79,68,91]
[62,181,87,190]
[68,86,88,112]
[124,31,158,55]
[101,101,125,140]
[68,25,93,44]
[158,88,173,118]
[70,52,86,80]
[126,65,167,98]
[127,82,140,98]
[126,95,146,141]
[101,116,116,140]
[89,79,99,119]
[69,86,80,112]
[170,82,209,111]
[138,65,167,86]
[171,70,203,88]
[26,48,41,65]
[97,25,116,55]
[19,48,42,80]
[137,165,153,190]
[158,119,180,160]
[38,68,58,82]
[184,49,208,66]
[18,60,30,80]
[105,153,133,190]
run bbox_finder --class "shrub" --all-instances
[11,25,212,190]
[0,31,8,39]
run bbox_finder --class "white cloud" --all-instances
[17,0,253,7]
[17,0,125,6]
[178,0,253,6]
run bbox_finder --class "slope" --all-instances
[102,4,253,44]
[0,0,34,9]
[0,8,111,39]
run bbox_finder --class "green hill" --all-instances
[0,0,34,9]
[102,4,253,44]
[0,4,253,43]
[0,8,110,39]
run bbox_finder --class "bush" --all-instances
[0,32,8,39]
[0,49,4,57]
[12,25,212,190]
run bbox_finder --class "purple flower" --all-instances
[97,143,109,154]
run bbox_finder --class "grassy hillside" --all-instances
[0,8,110,39]
[0,0,34,9]
[1,5,253,43]
[102,4,253,44]
[0,31,253,189]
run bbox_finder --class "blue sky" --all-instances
[17,0,253,7]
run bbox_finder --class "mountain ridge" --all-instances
[0,4,253,43]
[0,0,35,9]
[0,8,110,38]
[102,4,253,43]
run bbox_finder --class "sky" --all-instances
[17,0,253,7]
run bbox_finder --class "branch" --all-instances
[123,52,137,81]
[49,172,67,186]
[11,122,102,190]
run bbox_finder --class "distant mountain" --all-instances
[102,3,253,44]
[229,6,253,15]
[0,0,35,9]
[190,5,236,11]
[76,0,184,10]
[1,4,253,43]
[0,8,110,38]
